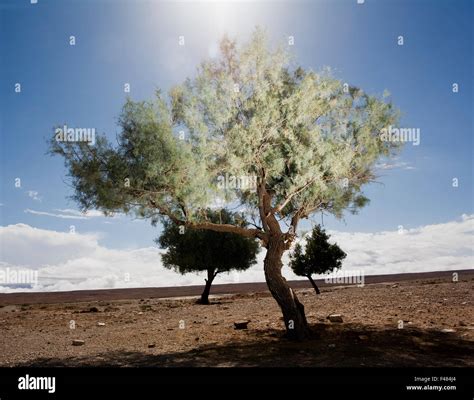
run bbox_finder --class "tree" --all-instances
[157,209,259,304]
[289,225,346,294]
[49,28,400,340]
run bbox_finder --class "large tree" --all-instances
[289,225,346,295]
[157,209,259,304]
[49,28,400,340]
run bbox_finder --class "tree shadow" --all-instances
[17,324,474,367]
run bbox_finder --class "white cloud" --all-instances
[0,215,472,293]
[375,161,414,171]
[54,209,106,218]
[322,213,473,277]
[24,208,115,220]
[25,209,88,220]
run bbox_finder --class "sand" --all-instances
[0,272,472,367]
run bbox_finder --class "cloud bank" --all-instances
[0,215,472,293]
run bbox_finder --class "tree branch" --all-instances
[273,176,318,214]
[189,221,266,240]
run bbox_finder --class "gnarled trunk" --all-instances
[198,268,215,305]
[264,235,311,340]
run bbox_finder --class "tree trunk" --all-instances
[307,275,320,295]
[264,236,311,340]
[198,269,215,305]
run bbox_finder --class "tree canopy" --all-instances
[49,28,399,241]
[157,209,259,303]
[49,27,401,339]
[290,225,346,294]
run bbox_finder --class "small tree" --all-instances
[290,225,346,294]
[157,209,259,304]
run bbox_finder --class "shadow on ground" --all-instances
[16,324,474,367]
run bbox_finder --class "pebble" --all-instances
[72,339,85,346]
[234,321,249,330]
[327,314,343,323]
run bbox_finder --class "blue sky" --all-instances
[1,0,472,254]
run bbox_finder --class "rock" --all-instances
[138,312,143,315]
[97,322,106,327]
[72,339,85,346]
[327,314,343,323]
[461,301,467,305]
[328,344,336,348]
[391,284,399,288]
[148,344,155,348]
[441,328,456,333]
[89,307,99,313]
[212,321,219,326]
[358,335,369,340]
[234,320,250,330]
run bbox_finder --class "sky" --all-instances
[0,0,472,291]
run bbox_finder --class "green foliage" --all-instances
[157,209,259,275]
[289,225,346,277]
[49,27,401,231]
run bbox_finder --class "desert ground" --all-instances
[0,270,473,367]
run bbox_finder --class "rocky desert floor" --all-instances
[0,274,473,367]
